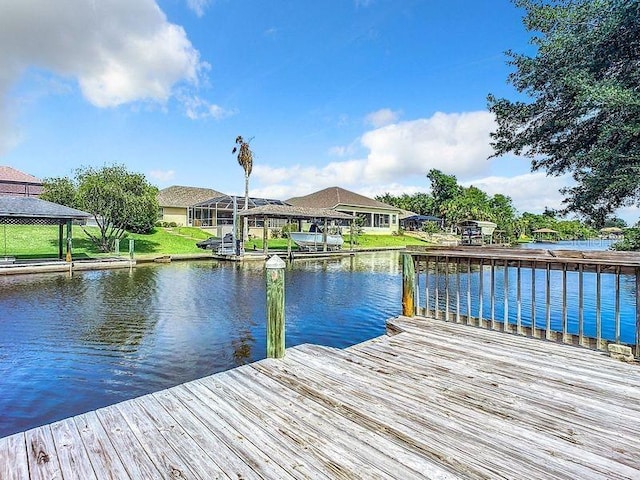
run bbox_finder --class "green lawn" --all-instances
[344,234,431,248]
[0,225,203,259]
[245,234,431,251]
[0,225,431,259]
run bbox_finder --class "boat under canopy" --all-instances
[239,205,354,256]
[289,232,344,251]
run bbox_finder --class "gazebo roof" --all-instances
[403,214,441,222]
[533,228,558,234]
[0,196,91,225]
[600,227,624,234]
[238,204,354,221]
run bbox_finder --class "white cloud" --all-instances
[364,108,401,128]
[0,0,206,152]
[253,110,499,199]
[149,169,176,182]
[359,111,496,182]
[187,0,211,17]
[328,146,348,157]
[465,172,572,215]
[253,160,366,190]
[182,95,236,120]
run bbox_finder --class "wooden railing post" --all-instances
[402,253,416,317]
[266,255,286,358]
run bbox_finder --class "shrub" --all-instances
[281,223,298,238]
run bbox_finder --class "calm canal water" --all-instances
[0,240,633,438]
[0,252,401,438]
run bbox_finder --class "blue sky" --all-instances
[1,0,636,221]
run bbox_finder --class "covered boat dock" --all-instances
[0,196,91,262]
[239,205,354,257]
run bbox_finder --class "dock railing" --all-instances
[402,246,640,358]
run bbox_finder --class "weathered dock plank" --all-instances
[50,417,98,479]
[330,340,640,470]
[95,405,163,479]
[1,315,639,479]
[224,367,455,480]
[0,434,28,480]
[151,388,258,479]
[73,411,131,480]
[24,426,62,480]
[288,343,638,478]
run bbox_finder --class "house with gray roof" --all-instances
[157,185,225,226]
[0,166,43,197]
[287,186,402,234]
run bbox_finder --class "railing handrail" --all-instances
[406,245,640,274]
[402,248,640,360]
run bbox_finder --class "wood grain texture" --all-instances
[0,434,28,480]
[1,315,639,479]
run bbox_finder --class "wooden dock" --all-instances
[2,316,640,479]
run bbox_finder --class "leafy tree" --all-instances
[375,192,435,216]
[41,177,77,207]
[427,169,461,220]
[612,227,640,251]
[521,211,557,233]
[488,0,640,226]
[42,165,159,252]
[421,221,440,235]
[490,194,518,240]
[604,217,627,228]
[443,186,493,225]
[232,135,254,242]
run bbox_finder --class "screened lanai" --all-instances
[188,195,289,228]
[0,197,91,261]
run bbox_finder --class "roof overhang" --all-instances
[0,196,91,225]
[239,205,355,221]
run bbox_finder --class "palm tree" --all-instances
[232,135,253,243]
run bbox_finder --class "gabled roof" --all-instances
[0,166,42,184]
[157,186,225,208]
[287,187,400,212]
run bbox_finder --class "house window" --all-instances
[358,213,372,227]
[373,214,389,228]
[391,214,397,225]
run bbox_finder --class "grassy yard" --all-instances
[245,233,431,251]
[0,225,204,259]
[0,225,431,259]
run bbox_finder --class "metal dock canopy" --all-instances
[238,204,354,221]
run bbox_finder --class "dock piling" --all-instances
[401,253,416,317]
[266,255,286,358]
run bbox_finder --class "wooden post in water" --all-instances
[402,253,416,317]
[65,220,72,262]
[266,255,286,358]
[262,216,268,255]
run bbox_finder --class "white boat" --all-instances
[289,232,344,251]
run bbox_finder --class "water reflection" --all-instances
[0,252,401,437]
